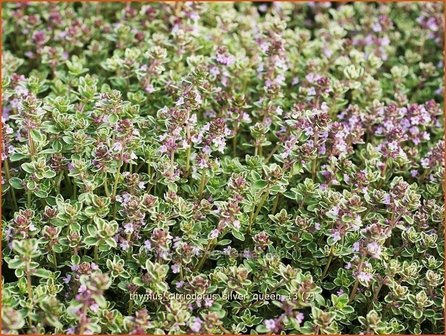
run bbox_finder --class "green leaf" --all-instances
[104,237,117,248]
[403,215,414,225]
[9,177,23,189]
[34,268,53,278]
[7,257,24,269]
[232,230,245,241]
[9,153,27,162]
[84,237,98,246]
[35,190,49,198]
[108,114,119,124]
[342,306,355,314]
[253,180,267,190]
[86,224,97,236]
[30,129,45,143]
[250,170,262,181]
[413,309,423,319]
[256,325,269,333]
[132,277,144,286]
[217,239,232,246]
[21,162,34,174]
[85,207,97,218]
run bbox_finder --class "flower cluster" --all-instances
[1,2,444,335]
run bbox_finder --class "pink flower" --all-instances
[216,52,235,66]
[112,142,123,152]
[372,22,382,32]
[213,137,226,153]
[63,274,72,284]
[204,297,213,308]
[159,145,167,153]
[306,73,321,83]
[90,303,99,313]
[171,264,180,274]
[223,247,232,255]
[295,312,304,324]
[331,231,342,242]
[264,318,281,332]
[210,66,220,76]
[176,97,184,106]
[233,220,241,230]
[120,241,130,250]
[209,229,219,239]
[203,145,212,155]
[32,31,46,45]
[124,223,134,234]
[145,84,155,93]
[189,318,202,333]
[357,271,373,285]
[328,206,339,218]
[264,319,276,331]
[366,242,382,259]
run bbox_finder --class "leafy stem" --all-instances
[248,185,271,234]
[4,158,18,211]
[25,261,34,330]
[349,255,366,302]
[322,246,335,279]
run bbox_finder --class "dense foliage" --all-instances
[1,2,445,334]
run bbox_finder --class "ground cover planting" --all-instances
[1,2,444,334]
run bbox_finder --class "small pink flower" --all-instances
[189,318,202,333]
[120,241,130,250]
[331,231,341,242]
[144,240,152,252]
[264,319,276,331]
[90,303,99,313]
[145,84,155,93]
[209,229,219,239]
[264,318,281,332]
[233,220,241,230]
[63,274,72,284]
[112,142,123,152]
[124,223,134,234]
[295,312,304,324]
[357,271,373,285]
[203,146,212,155]
[216,52,235,66]
[171,264,180,274]
[367,242,382,259]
